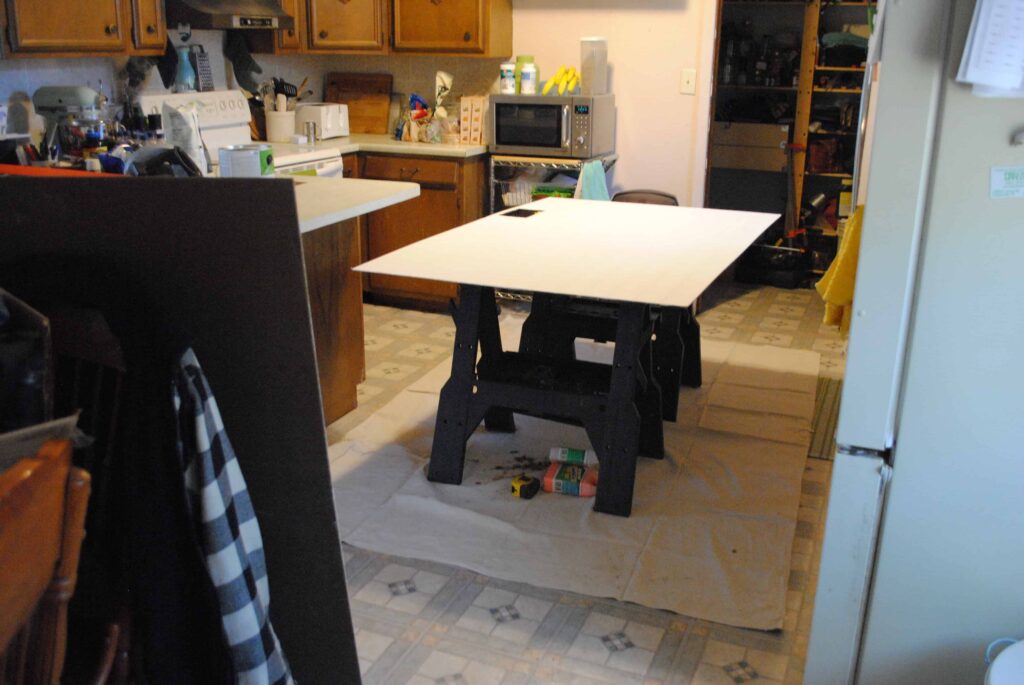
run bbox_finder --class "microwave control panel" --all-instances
[571,104,592,157]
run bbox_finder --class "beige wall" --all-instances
[511,0,716,206]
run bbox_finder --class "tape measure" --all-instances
[510,475,540,499]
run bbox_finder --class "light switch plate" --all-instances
[680,68,697,95]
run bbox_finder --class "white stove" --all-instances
[135,90,342,176]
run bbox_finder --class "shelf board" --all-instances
[808,130,857,136]
[806,171,853,178]
[723,0,807,4]
[822,1,877,6]
[718,84,798,92]
[813,87,863,93]
[814,65,866,72]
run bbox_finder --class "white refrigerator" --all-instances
[805,1,1024,683]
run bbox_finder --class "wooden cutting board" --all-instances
[325,73,393,135]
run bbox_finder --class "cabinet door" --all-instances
[308,0,386,52]
[276,0,302,51]
[393,0,484,53]
[7,0,128,52]
[366,188,460,300]
[131,0,166,51]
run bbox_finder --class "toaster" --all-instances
[294,103,349,140]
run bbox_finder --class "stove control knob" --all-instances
[576,136,585,145]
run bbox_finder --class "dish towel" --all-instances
[173,348,294,685]
[573,159,610,201]
[816,205,864,334]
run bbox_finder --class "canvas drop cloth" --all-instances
[330,315,819,630]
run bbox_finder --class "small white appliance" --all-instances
[135,90,343,177]
[294,103,349,140]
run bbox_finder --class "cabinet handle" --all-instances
[146,24,157,34]
[431,0,442,5]
[319,30,328,38]
[463,31,471,42]
[287,29,295,36]
[399,167,420,181]
[104,24,118,35]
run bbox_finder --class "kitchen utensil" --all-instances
[325,73,392,135]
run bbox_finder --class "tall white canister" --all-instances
[580,37,608,95]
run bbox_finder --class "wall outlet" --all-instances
[680,68,697,95]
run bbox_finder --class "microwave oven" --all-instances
[489,94,615,158]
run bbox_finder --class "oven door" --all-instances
[491,98,572,157]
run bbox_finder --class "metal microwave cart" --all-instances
[487,153,618,302]
[488,153,619,215]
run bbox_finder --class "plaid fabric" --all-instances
[173,348,294,685]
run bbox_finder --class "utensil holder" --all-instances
[265,110,295,143]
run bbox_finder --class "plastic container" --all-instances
[549,447,599,467]
[580,37,608,96]
[543,463,598,497]
[515,55,535,93]
[520,64,539,95]
[499,62,517,94]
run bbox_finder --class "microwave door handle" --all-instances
[562,105,571,150]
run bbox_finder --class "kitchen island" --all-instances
[292,175,419,422]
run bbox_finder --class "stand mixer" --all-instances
[31,86,107,161]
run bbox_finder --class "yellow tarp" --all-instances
[815,205,864,334]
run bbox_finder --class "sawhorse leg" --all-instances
[428,285,495,484]
[479,289,515,432]
[653,307,684,421]
[681,305,702,388]
[591,302,647,517]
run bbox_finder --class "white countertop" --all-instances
[293,176,420,233]
[270,133,488,160]
[356,197,779,309]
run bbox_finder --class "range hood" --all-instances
[165,0,295,30]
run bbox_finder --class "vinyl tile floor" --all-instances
[329,283,842,684]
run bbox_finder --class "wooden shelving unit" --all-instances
[706,0,874,280]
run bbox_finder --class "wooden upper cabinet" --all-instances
[131,0,166,52]
[393,0,511,56]
[276,0,302,51]
[308,0,387,52]
[6,0,129,52]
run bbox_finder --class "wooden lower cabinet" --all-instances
[301,218,365,423]
[361,153,485,309]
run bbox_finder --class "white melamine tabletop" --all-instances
[355,197,779,309]
[293,176,419,233]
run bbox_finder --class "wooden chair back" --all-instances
[0,439,90,685]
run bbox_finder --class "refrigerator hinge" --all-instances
[837,443,892,461]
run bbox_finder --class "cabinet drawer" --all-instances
[362,156,458,186]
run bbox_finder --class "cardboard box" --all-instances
[459,97,473,144]
[710,145,788,172]
[711,122,789,148]
[709,122,789,172]
[469,96,484,145]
